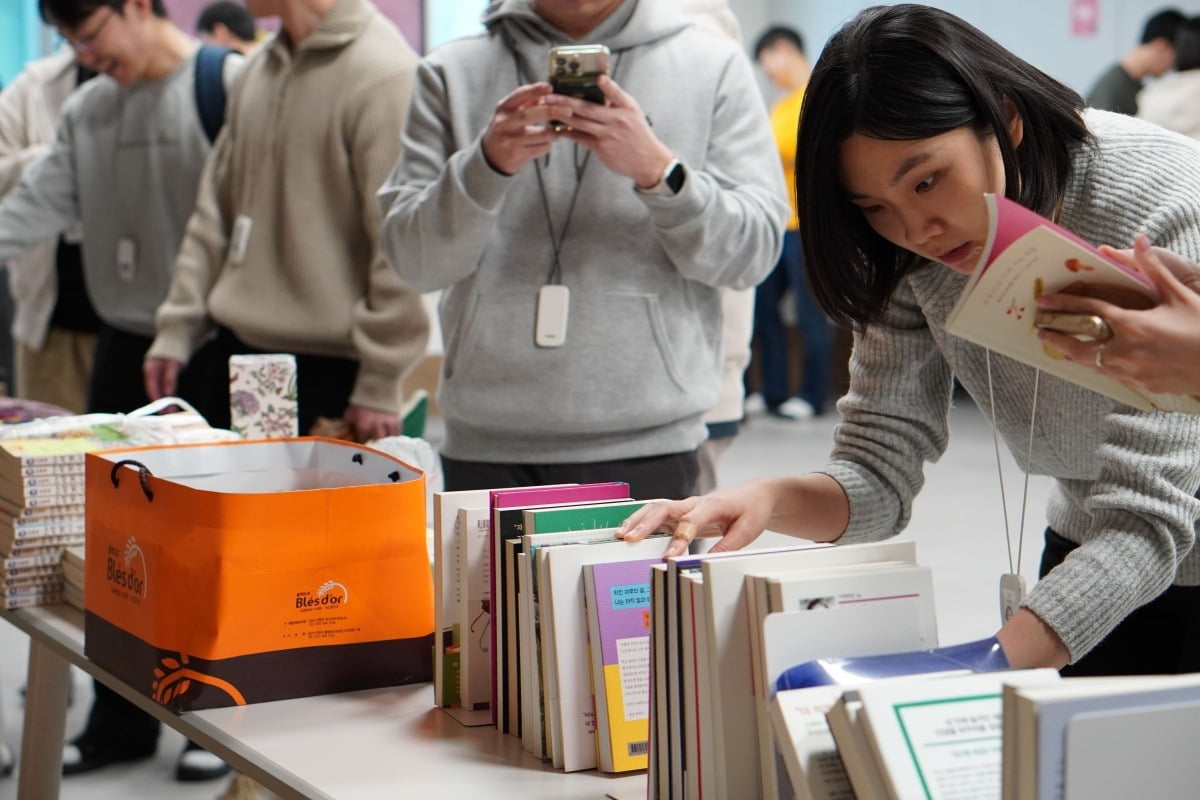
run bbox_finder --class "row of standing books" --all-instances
[433,481,679,776]
[430,480,949,793]
[430,480,1200,799]
[648,537,941,799]
[771,659,1200,800]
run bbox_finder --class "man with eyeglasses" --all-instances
[0,0,243,782]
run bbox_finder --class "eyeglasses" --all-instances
[66,7,115,53]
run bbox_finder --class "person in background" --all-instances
[746,24,831,420]
[196,0,258,54]
[1138,15,1200,140]
[0,50,98,412]
[0,0,243,780]
[378,0,788,501]
[146,0,429,445]
[621,4,1200,679]
[1086,6,1184,115]
[675,0,756,494]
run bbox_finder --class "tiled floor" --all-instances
[0,393,1052,799]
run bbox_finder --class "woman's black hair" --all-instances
[39,0,167,30]
[796,4,1091,328]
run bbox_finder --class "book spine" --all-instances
[0,503,86,520]
[3,572,64,588]
[2,520,87,540]
[1,492,87,508]
[7,536,85,554]
[1,552,65,570]
[3,591,64,609]
[12,463,87,478]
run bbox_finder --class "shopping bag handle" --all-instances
[110,459,155,502]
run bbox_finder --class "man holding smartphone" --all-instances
[379,0,788,499]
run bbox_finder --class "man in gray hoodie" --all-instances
[379,0,788,499]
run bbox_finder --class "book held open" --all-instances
[944,194,1200,413]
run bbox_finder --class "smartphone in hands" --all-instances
[546,44,611,131]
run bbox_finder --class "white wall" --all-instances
[728,0,1200,95]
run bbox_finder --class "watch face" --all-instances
[665,162,685,194]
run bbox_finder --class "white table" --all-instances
[1,604,646,799]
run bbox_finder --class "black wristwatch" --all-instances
[639,158,685,196]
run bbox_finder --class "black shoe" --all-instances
[62,734,156,776]
[175,740,231,782]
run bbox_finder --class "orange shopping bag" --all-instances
[84,437,433,711]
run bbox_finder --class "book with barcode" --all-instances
[583,557,659,772]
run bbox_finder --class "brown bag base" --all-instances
[85,612,434,711]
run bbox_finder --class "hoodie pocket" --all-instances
[444,288,697,435]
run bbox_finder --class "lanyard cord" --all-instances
[533,150,589,285]
[985,350,1039,575]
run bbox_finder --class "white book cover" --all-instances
[542,536,674,772]
[692,573,719,799]
[701,540,916,800]
[523,526,650,768]
[856,669,1060,800]
[457,506,493,714]
[826,694,890,800]
[538,551,565,768]
[1007,673,1200,800]
[757,563,938,799]
[1063,698,1200,800]
[516,551,545,758]
[431,489,490,710]
[772,684,857,800]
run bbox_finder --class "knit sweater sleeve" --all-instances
[0,67,49,197]
[1021,167,1200,661]
[343,66,430,413]
[0,98,80,264]
[1024,405,1200,661]
[821,276,956,543]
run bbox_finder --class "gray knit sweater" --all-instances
[825,109,1200,662]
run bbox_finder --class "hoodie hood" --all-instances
[482,0,689,52]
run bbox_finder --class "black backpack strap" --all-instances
[194,44,233,144]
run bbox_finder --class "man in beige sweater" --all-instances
[146,0,428,441]
[0,49,97,412]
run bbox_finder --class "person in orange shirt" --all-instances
[749,25,832,419]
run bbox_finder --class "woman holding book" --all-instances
[619,4,1200,676]
[1037,238,1200,398]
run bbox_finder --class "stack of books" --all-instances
[0,403,234,610]
[62,543,85,611]
[0,438,94,608]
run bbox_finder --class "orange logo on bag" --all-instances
[105,537,148,600]
[152,653,247,707]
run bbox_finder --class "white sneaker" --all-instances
[744,393,766,415]
[772,398,815,420]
